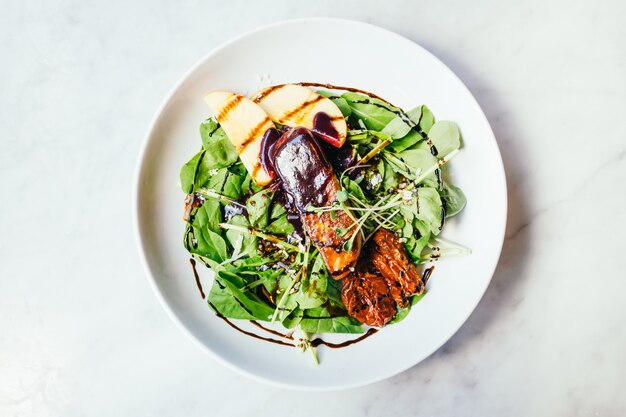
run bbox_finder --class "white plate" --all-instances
[134,18,507,390]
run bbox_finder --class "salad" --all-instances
[181,83,468,362]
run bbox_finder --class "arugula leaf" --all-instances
[441,183,467,218]
[299,306,364,334]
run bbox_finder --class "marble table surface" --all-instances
[1,0,625,415]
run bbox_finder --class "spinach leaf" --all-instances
[184,200,228,262]
[266,214,295,235]
[427,121,461,156]
[317,90,352,117]
[207,168,245,200]
[225,214,257,257]
[208,270,275,321]
[441,183,467,218]
[389,291,427,324]
[381,106,422,138]
[342,92,398,131]
[246,188,273,229]
[404,219,431,261]
[419,105,435,133]
[325,277,346,310]
[180,151,203,193]
[299,306,364,334]
[281,307,304,329]
[415,187,443,236]
[179,118,240,193]
[297,255,329,309]
[342,177,367,201]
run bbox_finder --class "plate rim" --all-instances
[133,17,508,391]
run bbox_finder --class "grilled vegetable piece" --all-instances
[252,84,347,147]
[272,127,361,278]
[204,91,275,185]
[341,270,396,327]
[371,228,425,307]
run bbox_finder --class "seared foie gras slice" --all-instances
[204,91,275,185]
[371,228,424,307]
[272,127,361,279]
[341,270,396,327]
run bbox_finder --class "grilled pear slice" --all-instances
[204,91,275,185]
[251,84,347,147]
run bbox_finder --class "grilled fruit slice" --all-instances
[204,91,275,185]
[371,228,424,308]
[272,127,361,278]
[252,84,347,148]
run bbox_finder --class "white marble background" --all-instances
[1,0,625,415]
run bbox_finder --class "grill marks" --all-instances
[217,94,243,121]
[253,84,326,124]
[238,116,272,152]
[252,84,285,103]
[281,95,324,122]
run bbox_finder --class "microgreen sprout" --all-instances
[218,223,301,252]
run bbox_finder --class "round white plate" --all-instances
[134,18,507,390]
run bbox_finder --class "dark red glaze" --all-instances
[312,112,341,147]
[321,141,356,172]
[260,127,280,179]
[272,127,334,210]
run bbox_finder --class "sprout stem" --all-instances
[356,137,393,166]
[218,223,301,252]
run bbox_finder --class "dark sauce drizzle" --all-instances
[311,328,378,348]
[189,258,205,299]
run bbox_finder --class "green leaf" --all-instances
[180,150,202,193]
[297,255,329,309]
[200,118,239,163]
[299,306,364,334]
[266,213,295,235]
[441,183,467,218]
[394,149,440,188]
[246,188,273,229]
[336,189,349,202]
[419,105,435,133]
[427,121,461,156]
[342,92,398,131]
[208,280,256,320]
[381,116,412,139]
[389,291,427,324]
[281,307,304,329]
[317,90,352,117]
[209,270,275,321]
[184,200,228,262]
[206,168,245,200]
[225,214,257,257]
[415,187,444,235]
